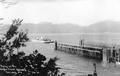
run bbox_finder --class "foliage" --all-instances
[5,19,23,40]
[1,50,61,76]
[0,19,28,63]
[1,19,29,58]
[0,19,62,76]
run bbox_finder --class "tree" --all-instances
[4,19,23,41]
[0,19,62,76]
[45,57,60,76]
[12,30,29,54]
[0,18,29,61]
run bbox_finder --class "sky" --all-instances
[1,0,120,26]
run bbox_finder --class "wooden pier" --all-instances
[54,41,120,63]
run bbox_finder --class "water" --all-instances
[22,33,120,76]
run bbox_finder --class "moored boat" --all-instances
[42,38,55,43]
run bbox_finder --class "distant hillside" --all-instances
[19,22,83,33]
[1,21,120,34]
[84,21,120,33]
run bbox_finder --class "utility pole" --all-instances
[79,39,84,48]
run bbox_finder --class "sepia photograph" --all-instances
[0,0,120,76]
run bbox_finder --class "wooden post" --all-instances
[102,48,107,67]
[115,49,119,62]
[119,49,120,62]
[54,41,57,50]
[106,49,111,62]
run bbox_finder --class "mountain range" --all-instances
[1,20,120,34]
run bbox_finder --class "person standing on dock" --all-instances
[112,47,117,67]
[112,47,116,59]
[54,41,58,50]
[93,63,97,76]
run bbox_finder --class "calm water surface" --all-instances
[21,33,120,76]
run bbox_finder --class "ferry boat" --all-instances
[42,38,55,43]
[31,36,54,43]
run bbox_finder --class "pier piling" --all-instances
[54,42,120,63]
[55,42,103,60]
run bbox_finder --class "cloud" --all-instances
[0,0,18,8]
[3,0,120,25]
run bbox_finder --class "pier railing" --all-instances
[55,42,103,60]
[54,41,120,63]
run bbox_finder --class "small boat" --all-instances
[42,38,54,43]
[30,36,54,43]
